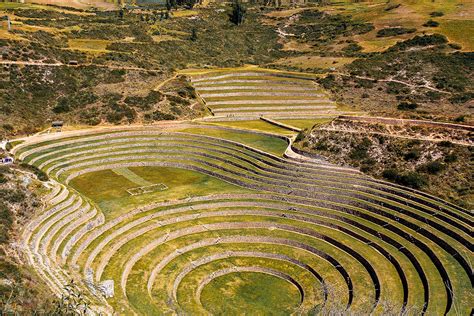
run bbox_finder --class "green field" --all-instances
[70,166,253,217]
[13,123,472,315]
[204,120,296,136]
[179,126,289,156]
[200,271,302,315]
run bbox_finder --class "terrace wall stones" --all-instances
[16,125,472,314]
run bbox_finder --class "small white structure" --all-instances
[0,140,7,151]
[0,156,14,165]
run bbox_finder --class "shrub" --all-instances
[376,27,416,38]
[295,130,306,142]
[152,111,175,121]
[355,78,374,88]
[438,141,453,147]
[383,166,428,192]
[0,174,7,184]
[397,102,418,110]
[444,154,457,163]
[229,0,246,26]
[190,28,198,42]
[423,20,439,27]
[349,137,371,160]
[314,140,328,151]
[426,91,442,101]
[19,163,48,181]
[167,94,189,106]
[404,149,420,161]
[382,168,399,181]
[343,43,363,55]
[448,43,462,50]
[360,158,376,172]
[450,93,474,104]
[398,172,427,189]
[104,69,126,84]
[318,75,336,90]
[386,82,409,95]
[430,11,444,17]
[420,161,445,174]
[389,34,447,51]
[2,124,14,133]
[385,3,400,11]
[52,99,70,113]
[0,189,26,203]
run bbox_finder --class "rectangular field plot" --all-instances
[127,183,168,196]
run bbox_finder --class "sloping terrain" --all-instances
[190,69,341,121]
[9,123,473,314]
[0,0,472,314]
[294,117,473,208]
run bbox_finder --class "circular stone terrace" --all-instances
[12,122,473,315]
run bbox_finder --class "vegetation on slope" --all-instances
[317,34,473,119]
[1,2,473,134]
[0,4,285,135]
[294,119,473,208]
[0,163,55,314]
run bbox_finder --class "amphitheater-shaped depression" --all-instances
[13,124,473,315]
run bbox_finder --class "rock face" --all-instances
[98,280,114,299]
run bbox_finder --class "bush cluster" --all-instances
[397,102,418,111]
[382,169,427,189]
[376,27,416,38]
[423,20,439,27]
[19,163,48,181]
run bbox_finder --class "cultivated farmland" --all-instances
[12,123,473,314]
[1,0,472,314]
[190,68,342,121]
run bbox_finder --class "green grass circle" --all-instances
[200,271,302,315]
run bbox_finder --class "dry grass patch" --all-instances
[320,0,473,52]
[152,35,180,43]
[24,0,116,10]
[272,56,356,70]
[0,28,25,40]
[68,39,111,53]
[438,19,474,51]
[281,40,313,52]
[356,37,401,53]
[172,10,199,18]
[265,7,306,18]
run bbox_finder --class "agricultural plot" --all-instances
[190,69,343,121]
[12,123,473,315]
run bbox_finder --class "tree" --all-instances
[190,27,198,41]
[229,0,246,25]
[184,0,197,8]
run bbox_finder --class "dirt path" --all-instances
[0,60,162,72]
[319,127,472,146]
[338,73,451,94]
[154,72,178,91]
